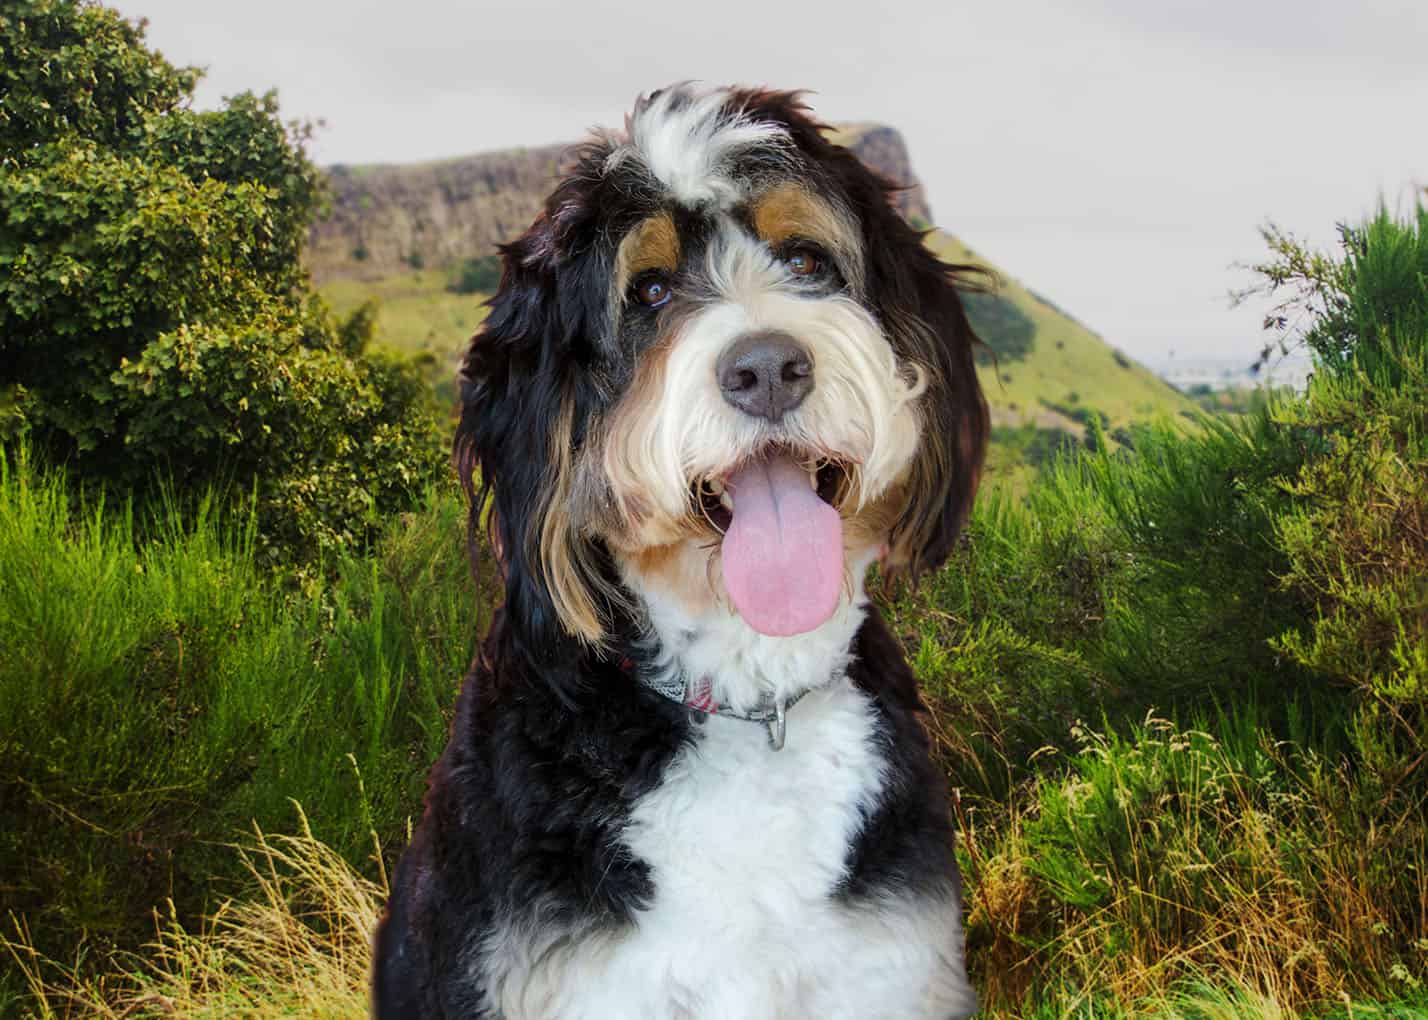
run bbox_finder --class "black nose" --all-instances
[716,331,814,423]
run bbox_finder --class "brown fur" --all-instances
[614,212,682,297]
[750,182,862,289]
[535,398,610,646]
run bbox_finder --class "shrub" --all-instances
[0,0,445,560]
[1255,205,1428,755]
[964,288,1037,363]
[446,253,503,295]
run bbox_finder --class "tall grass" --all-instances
[0,446,488,981]
[5,810,379,1019]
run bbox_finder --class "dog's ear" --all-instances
[727,90,990,575]
[853,183,990,577]
[454,165,617,674]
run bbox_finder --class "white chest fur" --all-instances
[480,681,975,1020]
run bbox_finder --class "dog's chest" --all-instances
[480,682,974,1019]
[627,680,883,922]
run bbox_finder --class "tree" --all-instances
[0,0,445,559]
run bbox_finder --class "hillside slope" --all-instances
[929,231,1188,429]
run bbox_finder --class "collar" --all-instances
[618,657,819,751]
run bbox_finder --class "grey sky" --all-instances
[114,0,1427,362]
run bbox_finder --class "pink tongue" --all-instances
[720,454,844,636]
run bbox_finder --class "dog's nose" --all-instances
[716,331,814,423]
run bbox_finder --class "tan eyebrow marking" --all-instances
[614,212,681,296]
[749,182,863,293]
[751,182,851,250]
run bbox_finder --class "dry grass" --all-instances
[7,774,1421,1019]
[4,807,384,1019]
[956,716,1428,1015]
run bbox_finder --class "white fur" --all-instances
[601,226,925,537]
[608,86,790,209]
[479,586,975,1019]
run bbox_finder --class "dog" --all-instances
[372,84,989,1020]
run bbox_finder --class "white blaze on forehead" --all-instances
[607,86,790,209]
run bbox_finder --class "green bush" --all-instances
[0,0,445,560]
[1258,207,1428,759]
[446,253,503,295]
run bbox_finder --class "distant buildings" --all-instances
[1154,355,1313,393]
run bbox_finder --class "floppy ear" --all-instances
[453,171,617,674]
[728,90,990,575]
[855,185,990,576]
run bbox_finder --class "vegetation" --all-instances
[964,288,1038,364]
[2,4,1425,1014]
[0,0,446,561]
[1180,382,1293,416]
[5,199,1427,1017]
[446,253,504,296]
[0,449,486,991]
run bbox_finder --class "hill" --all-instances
[312,125,1196,487]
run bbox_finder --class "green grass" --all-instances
[0,449,488,986]
[322,268,488,377]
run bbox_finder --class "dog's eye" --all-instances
[784,246,822,278]
[632,272,673,308]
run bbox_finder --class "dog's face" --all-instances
[457,85,987,666]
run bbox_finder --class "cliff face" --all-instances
[307,124,931,283]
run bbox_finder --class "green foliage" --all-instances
[1181,383,1292,417]
[0,0,196,157]
[964,287,1037,363]
[1254,206,1428,753]
[910,203,1428,1012]
[0,447,488,968]
[1241,205,1428,386]
[0,0,444,560]
[445,253,503,295]
[990,423,1081,468]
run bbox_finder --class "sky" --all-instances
[113,0,1427,364]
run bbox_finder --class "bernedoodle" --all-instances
[373,83,988,1020]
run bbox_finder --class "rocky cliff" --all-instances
[306,124,931,283]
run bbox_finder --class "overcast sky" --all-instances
[113,0,1427,364]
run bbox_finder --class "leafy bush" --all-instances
[0,0,444,560]
[1259,208,1428,757]
[445,253,503,295]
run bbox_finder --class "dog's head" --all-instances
[456,85,988,671]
